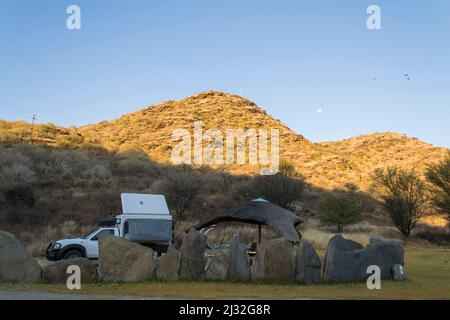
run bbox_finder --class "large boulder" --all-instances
[156,246,180,281]
[369,234,400,245]
[254,238,294,281]
[368,235,404,278]
[179,229,207,280]
[227,235,251,281]
[323,235,404,283]
[98,235,156,282]
[205,253,228,281]
[0,231,41,283]
[323,235,367,282]
[42,258,97,283]
[294,241,321,284]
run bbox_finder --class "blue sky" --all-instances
[1,0,449,147]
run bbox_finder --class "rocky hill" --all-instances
[1,91,448,190]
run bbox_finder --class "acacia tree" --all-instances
[254,161,305,210]
[426,153,450,222]
[372,167,428,237]
[318,192,362,232]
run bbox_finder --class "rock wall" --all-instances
[0,229,405,285]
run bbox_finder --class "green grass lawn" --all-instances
[1,248,449,299]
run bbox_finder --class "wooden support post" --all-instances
[258,224,262,244]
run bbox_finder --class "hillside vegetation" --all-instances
[0,143,269,252]
[2,91,447,190]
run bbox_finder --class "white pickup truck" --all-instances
[46,193,174,261]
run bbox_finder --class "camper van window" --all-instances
[124,221,129,235]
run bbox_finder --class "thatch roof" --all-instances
[189,199,303,242]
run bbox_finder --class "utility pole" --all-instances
[30,114,37,144]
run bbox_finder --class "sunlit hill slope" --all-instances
[1,91,447,190]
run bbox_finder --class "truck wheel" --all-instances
[63,249,83,260]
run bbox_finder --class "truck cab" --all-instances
[46,193,173,261]
[46,227,119,260]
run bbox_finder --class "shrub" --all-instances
[153,165,202,220]
[254,161,305,210]
[426,153,450,222]
[0,163,36,188]
[4,185,35,208]
[416,224,450,246]
[113,154,159,177]
[372,167,428,237]
[318,192,362,232]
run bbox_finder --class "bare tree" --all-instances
[372,167,428,237]
[155,165,202,220]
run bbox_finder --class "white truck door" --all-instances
[85,228,116,258]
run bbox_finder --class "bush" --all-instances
[4,185,35,208]
[0,163,36,189]
[372,167,428,237]
[416,228,450,246]
[153,165,203,220]
[318,192,362,232]
[113,154,159,177]
[426,153,450,222]
[254,161,305,210]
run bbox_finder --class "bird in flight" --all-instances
[404,73,409,77]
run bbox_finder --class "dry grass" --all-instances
[301,229,371,250]
[173,220,279,248]
[26,222,97,257]
[172,219,438,252]
[297,219,402,250]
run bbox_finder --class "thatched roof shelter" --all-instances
[189,198,303,243]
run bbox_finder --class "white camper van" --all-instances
[46,193,173,261]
